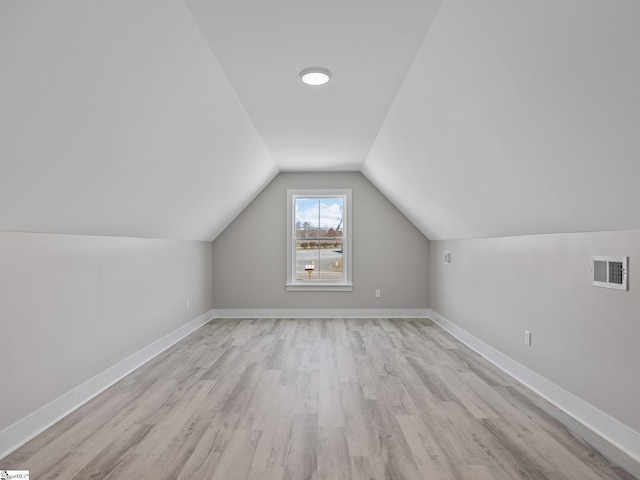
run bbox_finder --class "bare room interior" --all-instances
[1,0,639,478]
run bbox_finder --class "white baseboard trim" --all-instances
[212,308,431,319]
[427,309,640,464]
[0,309,215,460]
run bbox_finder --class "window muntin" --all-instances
[287,189,352,291]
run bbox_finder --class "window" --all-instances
[286,189,352,291]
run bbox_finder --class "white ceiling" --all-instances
[1,0,639,241]
[0,0,277,241]
[184,0,442,171]
[363,0,640,239]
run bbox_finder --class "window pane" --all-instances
[318,240,343,280]
[295,240,343,281]
[318,197,343,238]
[295,245,319,281]
[295,198,318,238]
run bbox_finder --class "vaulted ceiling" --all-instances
[1,0,639,241]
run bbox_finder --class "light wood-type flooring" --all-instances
[3,318,639,479]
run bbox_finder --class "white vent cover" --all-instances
[591,256,628,290]
[443,251,452,266]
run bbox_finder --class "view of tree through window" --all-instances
[294,197,344,281]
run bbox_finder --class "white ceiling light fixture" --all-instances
[300,67,331,86]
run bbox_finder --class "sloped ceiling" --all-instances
[0,0,277,241]
[363,0,640,240]
[1,0,639,241]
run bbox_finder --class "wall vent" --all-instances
[443,251,452,266]
[591,256,628,291]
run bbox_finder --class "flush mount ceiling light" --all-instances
[300,67,331,86]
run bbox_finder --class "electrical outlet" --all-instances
[375,289,381,298]
[186,298,190,310]
[524,330,531,346]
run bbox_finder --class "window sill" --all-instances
[286,283,353,292]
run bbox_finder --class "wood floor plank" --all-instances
[428,400,539,479]
[3,317,638,480]
[103,454,160,480]
[406,355,456,402]
[350,455,386,480]
[346,329,366,355]
[397,414,458,480]
[292,359,319,415]
[131,378,215,455]
[251,385,296,469]
[336,345,358,383]
[175,413,241,480]
[423,325,460,350]
[340,382,372,457]
[432,365,500,419]
[483,417,613,480]
[279,318,298,341]
[70,424,153,480]
[353,353,378,400]
[458,464,499,480]
[249,465,285,480]
[283,414,317,480]
[248,369,283,431]
[26,451,91,480]
[365,388,423,480]
[210,428,261,480]
[333,318,351,347]
[497,385,639,480]
[317,427,352,480]
[318,349,345,428]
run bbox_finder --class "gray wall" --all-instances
[212,172,429,309]
[429,230,640,432]
[0,231,214,432]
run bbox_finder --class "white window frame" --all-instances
[286,189,353,291]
